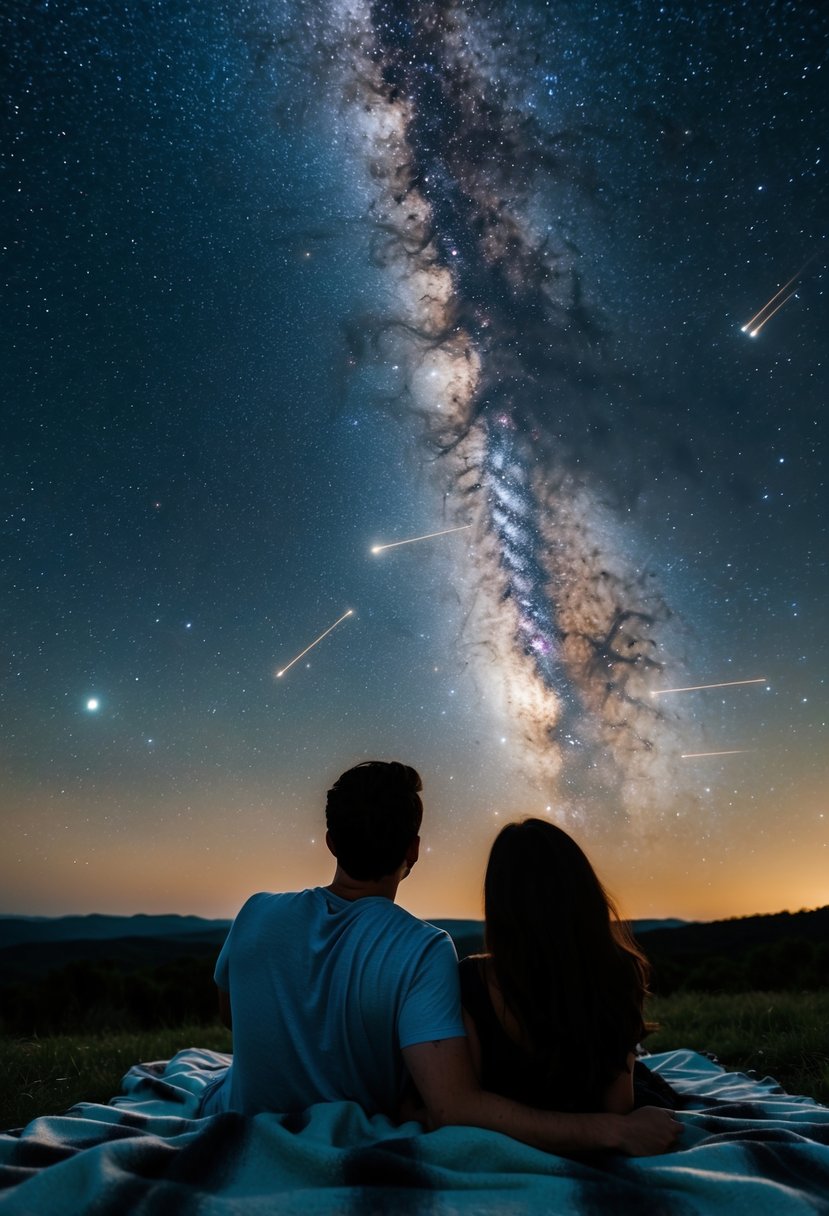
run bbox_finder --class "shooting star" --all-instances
[741,254,817,336]
[651,677,767,697]
[276,609,354,678]
[681,749,750,759]
[745,291,797,337]
[370,523,473,555]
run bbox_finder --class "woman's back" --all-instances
[459,955,614,1112]
[467,818,650,1112]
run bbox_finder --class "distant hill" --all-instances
[0,912,685,956]
[1,909,824,1027]
[631,919,688,935]
[0,913,691,986]
[0,934,230,986]
[428,906,827,991]
[0,914,231,950]
[640,906,829,956]
[639,906,829,994]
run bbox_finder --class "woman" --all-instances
[460,818,677,1114]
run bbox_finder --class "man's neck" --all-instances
[326,866,400,903]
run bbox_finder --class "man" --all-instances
[202,760,680,1156]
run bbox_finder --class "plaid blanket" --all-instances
[1,1048,827,1213]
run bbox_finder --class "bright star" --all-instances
[86,698,100,712]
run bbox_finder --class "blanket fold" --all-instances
[1,1048,827,1214]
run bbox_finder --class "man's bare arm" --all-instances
[402,1038,681,1157]
[460,1009,482,1078]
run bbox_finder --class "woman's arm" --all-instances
[602,1052,635,1114]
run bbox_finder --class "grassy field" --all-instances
[0,1024,232,1131]
[1,990,826,1131]
[646,989,829,1106]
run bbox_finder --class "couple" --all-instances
[200,761,681,1156]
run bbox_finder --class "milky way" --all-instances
[310,0,699,823]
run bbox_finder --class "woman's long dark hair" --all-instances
[484,818,650,1102]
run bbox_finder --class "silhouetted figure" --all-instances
[460,818,681,1113]
[201,764,680,1155]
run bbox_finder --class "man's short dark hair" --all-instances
[325,761,423,881]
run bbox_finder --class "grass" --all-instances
[1,991,827,1131]
[0,1024,232,1132]
[646,989,829,1105]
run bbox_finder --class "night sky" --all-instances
[3,0,827,922]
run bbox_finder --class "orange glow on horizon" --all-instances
[2,831,825,925]
[2,772,826,925]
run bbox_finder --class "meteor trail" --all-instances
[651,677,767,696]
[276,609,354,678]
[681,749,750,759]
[370,523,473,554]
[741,254,817,335]
[746,290,796,337]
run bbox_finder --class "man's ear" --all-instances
[325,830,337,858]
[405,835,421,871]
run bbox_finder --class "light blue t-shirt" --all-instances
[203,888,465,1117]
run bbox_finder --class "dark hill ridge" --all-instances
[0,912,684,955]
[2,907,824,985]
[0,908,824,1005]
[639,905,829,957]
[632,919,688,935]
[0,934,230,987]
[637,906,829,994]
[0,913,679,985]
[0,914,232,950]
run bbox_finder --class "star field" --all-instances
[1,0,827,921]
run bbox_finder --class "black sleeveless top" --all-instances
[458,955,607,1112]
[459,955,683,1112]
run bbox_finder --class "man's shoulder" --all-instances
[234,892,454,954]
[383,903,458,951]
[241,888,307,904]
[235,888,316,921]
